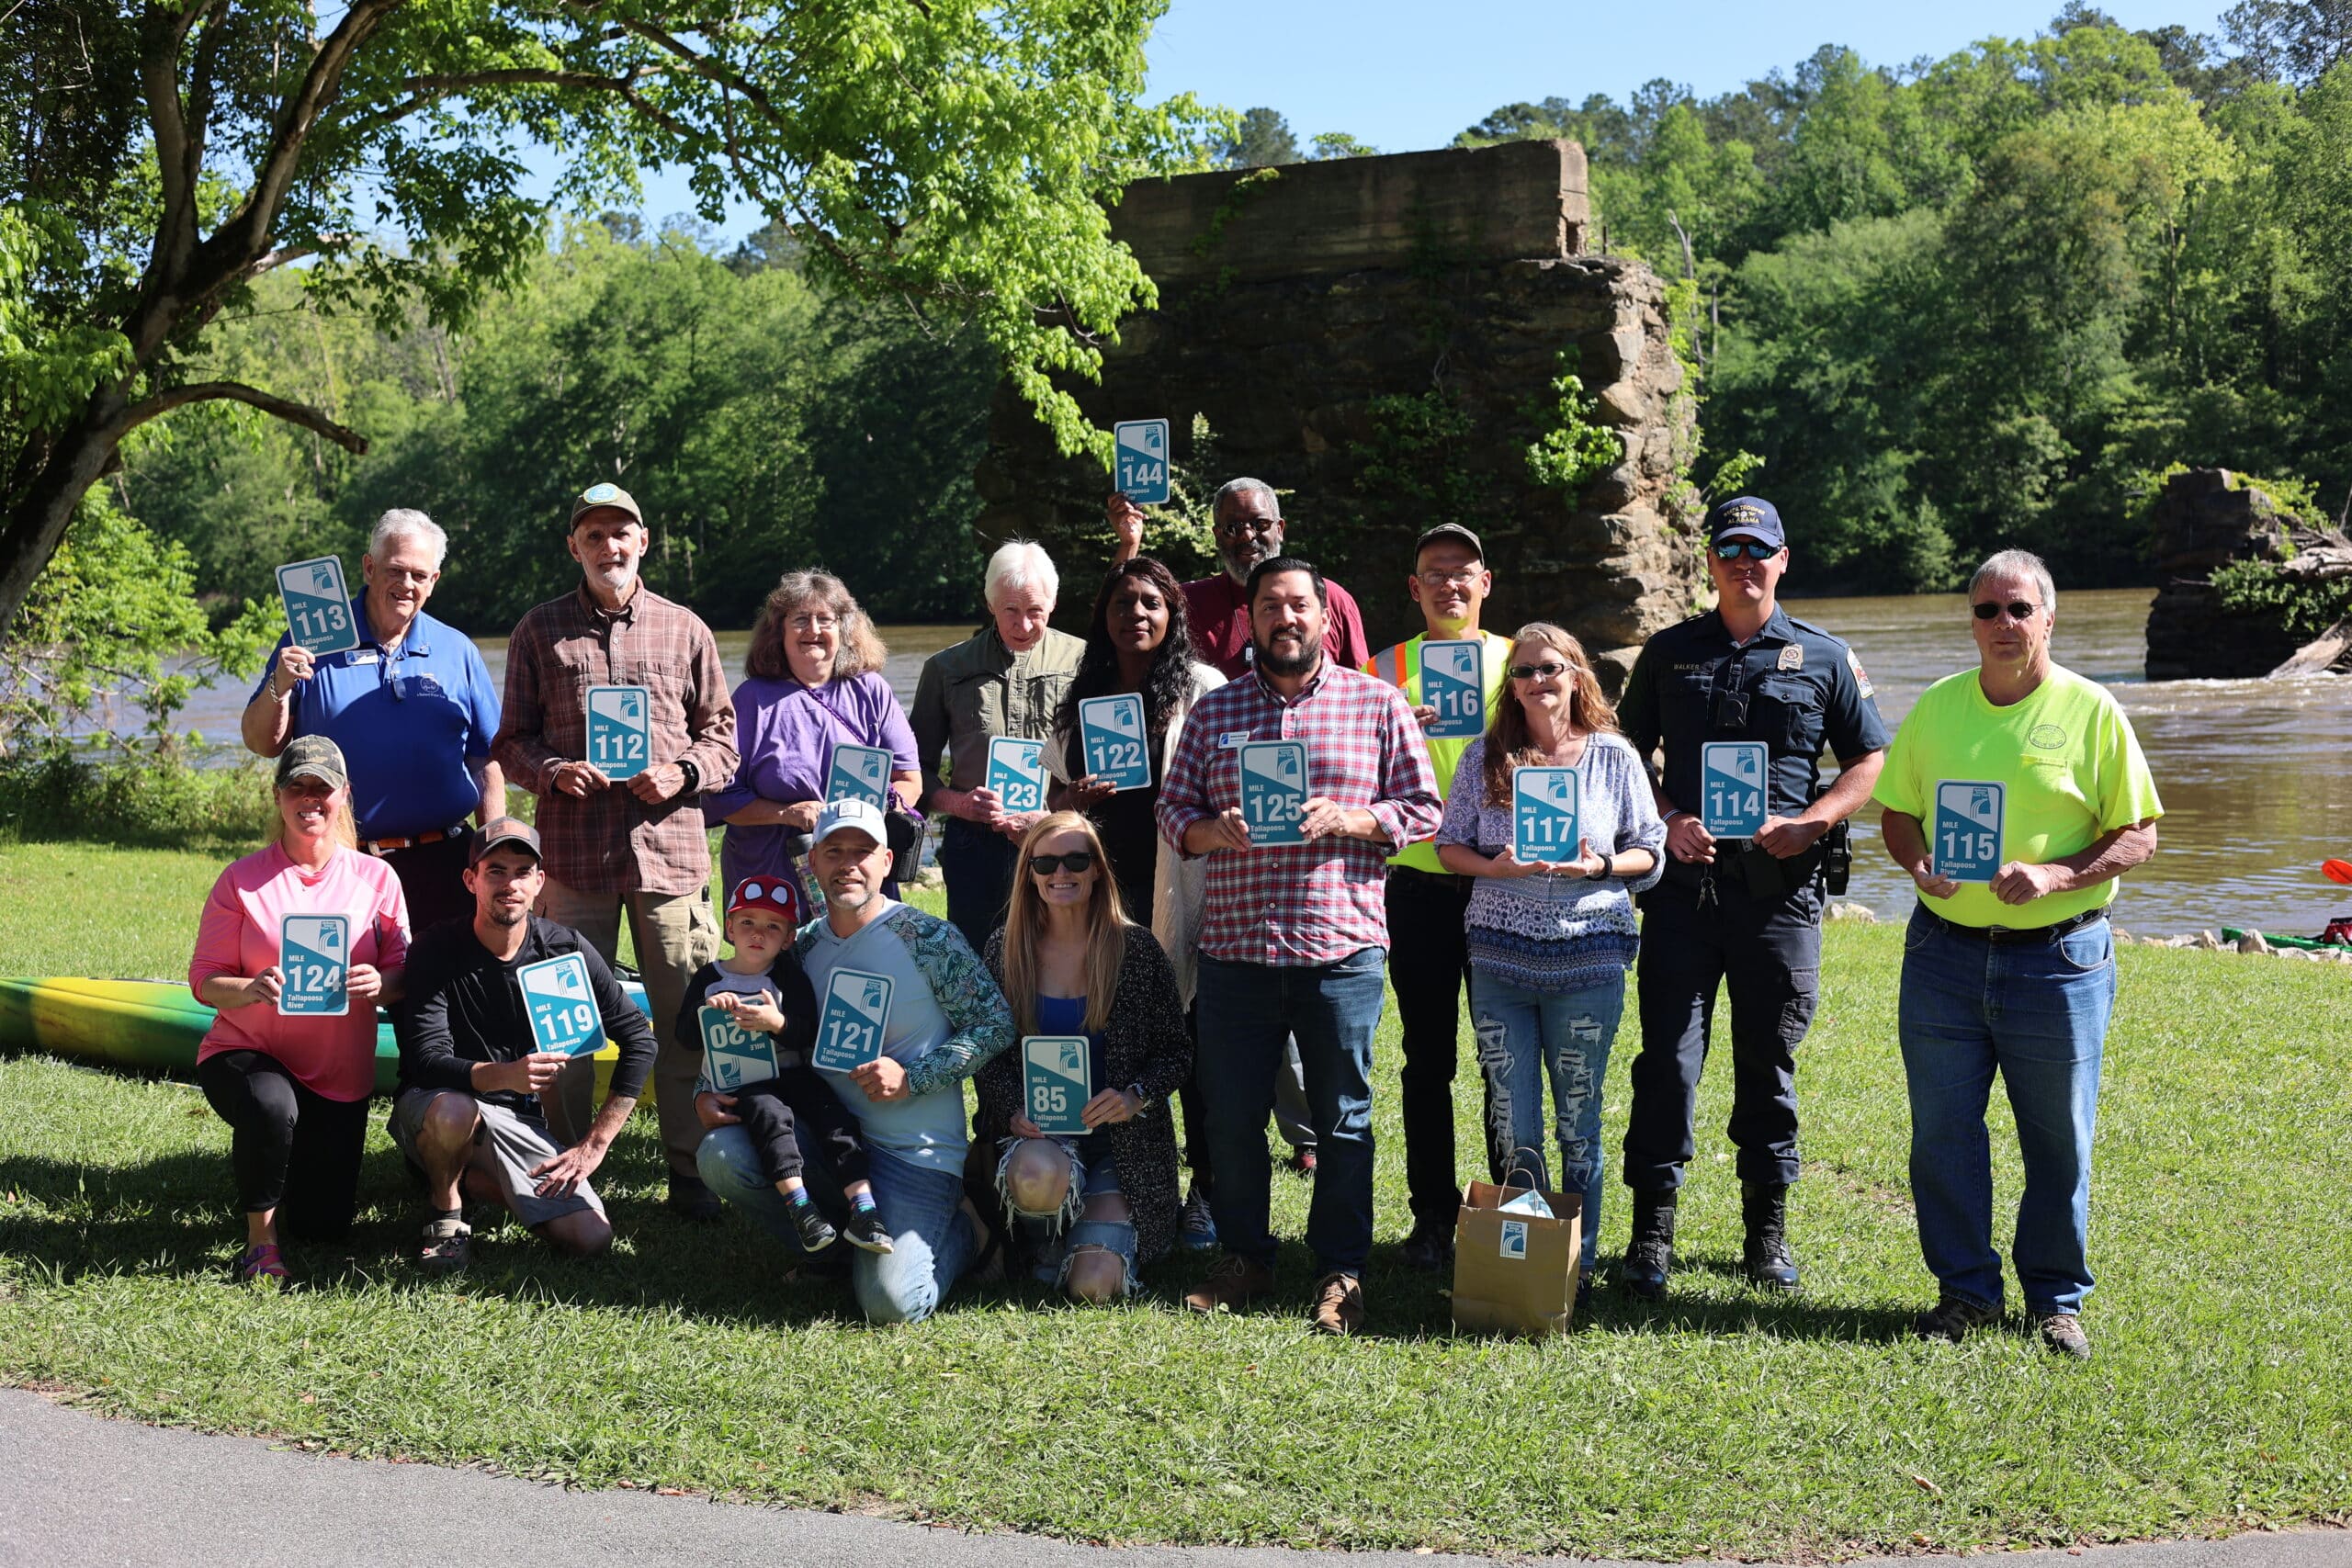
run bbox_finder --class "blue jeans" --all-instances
[697,1127,975,1325]
[1001,1139,1138,1292]
[1193,948,1385,1275]
[1468,967,1626,1272]
[938,818,1017,956]
[1897,906,2115,1316]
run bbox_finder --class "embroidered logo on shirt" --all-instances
[1846,648,1874,698]
[1777,645,1804,671]
[2028,724,2069,750]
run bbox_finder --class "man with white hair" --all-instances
[909,540,1086,952]
[243,508,504,932]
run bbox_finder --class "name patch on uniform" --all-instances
[1777,644,1804,671]
[347,649,380,666]
[1216,730,1251,750]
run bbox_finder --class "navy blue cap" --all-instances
[1706,496,1785,550]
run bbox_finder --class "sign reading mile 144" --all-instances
[1114,420,1170,505]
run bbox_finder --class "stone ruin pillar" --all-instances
[972,140,1702,688]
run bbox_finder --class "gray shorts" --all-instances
[389,1089,606,1231]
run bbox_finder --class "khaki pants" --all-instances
[535,878,718,1182]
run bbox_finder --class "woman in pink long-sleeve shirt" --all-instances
[188,738,409,1281]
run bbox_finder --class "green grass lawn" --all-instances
[1,835,2348,1557]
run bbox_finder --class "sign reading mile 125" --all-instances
[1114,420,1170,505]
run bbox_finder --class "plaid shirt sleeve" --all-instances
[1365,682,1442,849]
[1156,700,1223,857]
[678,620,739,792]
[492,607,561,795]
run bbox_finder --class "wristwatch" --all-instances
[1125,1082,1150,1113]
[677,759,701,795]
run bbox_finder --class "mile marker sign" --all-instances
[1114,419,1170,505]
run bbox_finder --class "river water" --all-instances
[175,590,2349,938]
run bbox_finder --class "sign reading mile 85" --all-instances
[1113,419,1170,505]
[1512,766,1581,863]
[1080,694,1151,791]
[1023,1035,1092,1136]
[277,914,349,1017]
[986,737,1046,812]
[585,685,651,779]
[1933,780,2006,883]
[276,557,359,656]
[1419,640,1487,740]
[515,953,600,1055]
[1238,741,1308,846]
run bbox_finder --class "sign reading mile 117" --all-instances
[1114,420,1170,506]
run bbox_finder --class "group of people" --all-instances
[187,472,2160,1356]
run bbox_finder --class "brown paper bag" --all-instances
[1450,1179,1583,1337]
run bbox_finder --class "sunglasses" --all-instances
[1027,851,1097,874]
[1713,541,1779,561]
[1971,600,2041,621]
[1508,660,1570,681]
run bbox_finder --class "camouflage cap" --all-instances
[273,734,347,792]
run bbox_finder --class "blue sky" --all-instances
[607,0,2227,242]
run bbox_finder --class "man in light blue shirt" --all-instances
[695,799,1014,1324]
[243,509,503,933]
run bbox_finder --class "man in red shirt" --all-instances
[1109,479,1371,678]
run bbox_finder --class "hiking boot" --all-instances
[1183,1254,1274,1314]
[1914,1293,2000,1342]
[2036,1312,2093,1360]
[1398,1221,1454,1273]
[787,1197,839,1252]
[1284,1146,1317,1176]
[1620,1189,1678,1300]
[1180,1186,1218,1252]
[236,1242,288,1284]
[417,1216,472,1277]
[665,1176,723,1223]
[1741,1179,1801,1292]
[842,1206,894,1255]
[1309,1270,1365,1336]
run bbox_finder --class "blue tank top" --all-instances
[1036,994,1110,1092]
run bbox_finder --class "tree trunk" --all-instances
[0,405,131,640]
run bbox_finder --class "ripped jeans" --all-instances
[1469,967,1628,1272]
[996,1136,1138,1295]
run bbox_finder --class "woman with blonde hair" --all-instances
[1434,624,1664,1281]
[188,736,409,1281]
[974,812,1192,1301]
[708,569,922,903]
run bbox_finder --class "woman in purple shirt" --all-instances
[708,571,922,904]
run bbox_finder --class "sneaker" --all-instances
[842,1207,895,1255]
[1180,1188,1218,1252]
[1913,1293,2000,1342]
[236,1242,288,1283]
[787,1197,839,1252]
[1399,1222,1454,1273]
[1284,1146,1317,1176]
[665,1176,723,1223]
[1183,1254,1274,1314]
[417,1216,472,1277]
[1309,1270,1365,1335]
[2036,1312,2093,1360]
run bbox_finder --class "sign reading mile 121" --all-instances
[1113,419,1170,505]
[276,557,359,657]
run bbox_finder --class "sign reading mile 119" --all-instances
[1114,420,1170,505]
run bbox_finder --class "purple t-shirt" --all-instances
[707,671,918,891]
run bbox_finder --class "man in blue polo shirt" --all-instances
[243,508,504,932]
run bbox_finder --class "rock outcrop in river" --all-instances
[2143,468,2352,680]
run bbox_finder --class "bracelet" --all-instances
[1588,857,1613,881]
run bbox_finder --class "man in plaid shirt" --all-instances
[1157,556,1440,1334]
[492,482,739,1219]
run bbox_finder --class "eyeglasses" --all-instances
[1508,660,1570,681]
[1214,515,1279,539]
[1027,851,1096,874]
[787,614,841,633]
[1971,601,2041,621]
[1416,569,1483,588]
[1713,541,1779,561]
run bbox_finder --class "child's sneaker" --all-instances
[788,1195,838,1252]
[842,1208,895,1254]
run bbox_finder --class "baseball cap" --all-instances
[468,815,543,866]
[1413,523,1486,562]
[1706,496,1785,550]
[726,875,805,929]
[568,481,644,530]
[810,797,888,851]
[273,735,347,792]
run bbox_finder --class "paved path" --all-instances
[3,1389,2342,1568]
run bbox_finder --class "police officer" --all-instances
[1616,497,1889,1298]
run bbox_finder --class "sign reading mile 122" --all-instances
[1113,419,1170,505]
[1079,694,1151,791]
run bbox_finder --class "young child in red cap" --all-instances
[679,877,889,1253]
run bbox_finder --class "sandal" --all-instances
[237,1242,288,1283]
[417,1215,472,1276]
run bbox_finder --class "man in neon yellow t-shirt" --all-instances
[1361,523,1511,1270]
[1874,549,2161,1362]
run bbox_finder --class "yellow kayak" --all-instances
[0,977,647,1103]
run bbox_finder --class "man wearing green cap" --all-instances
[492,482,740,1220]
